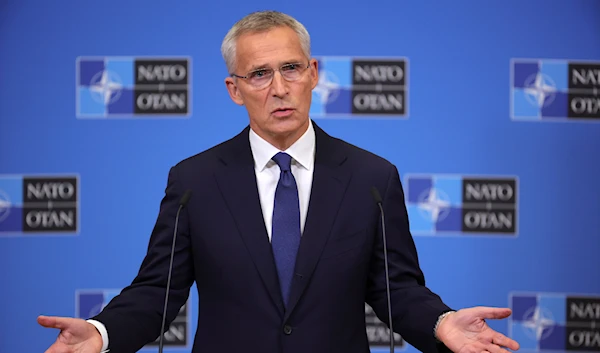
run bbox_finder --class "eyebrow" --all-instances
[247,60,304,72]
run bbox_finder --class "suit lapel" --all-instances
[213,127,285,317]
[284,122,352,321]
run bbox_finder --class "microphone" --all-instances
[370,186,395,353]
[158,189,192,353]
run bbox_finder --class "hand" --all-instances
[436,307,520,353]
[37,315,103,353]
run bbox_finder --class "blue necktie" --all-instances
[271,152,301,307]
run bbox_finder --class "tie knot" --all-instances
[272,152,292,172]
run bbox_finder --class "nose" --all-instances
[270,70,288,97]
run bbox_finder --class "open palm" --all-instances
[436,307,520,353]
[38,316,103,353]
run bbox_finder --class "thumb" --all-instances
[470,306,512,320]
[37,315,74,330]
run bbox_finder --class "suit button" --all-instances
[283,325,293,335]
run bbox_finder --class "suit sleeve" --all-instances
[90,166,196,353]
[365,164,453,353]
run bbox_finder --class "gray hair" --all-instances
[221,10,311,74]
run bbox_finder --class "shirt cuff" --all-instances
[86,319,109,352]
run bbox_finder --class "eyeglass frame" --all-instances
[229,61,312,88]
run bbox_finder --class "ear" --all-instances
[309,58,319,90]
[225,77,244,105]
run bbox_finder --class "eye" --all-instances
[282,63,300,71]
[249,69,270,78]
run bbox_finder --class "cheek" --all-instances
[243,92,268,109]
[300,87,314,108]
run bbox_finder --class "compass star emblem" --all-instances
[89,70,123,105]
[524,73,557,108]
[0,190,11,223]
[313,70,341,104]
[522,306,555,341]
[417,188,451,223]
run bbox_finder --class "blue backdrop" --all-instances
[1,0,599,352]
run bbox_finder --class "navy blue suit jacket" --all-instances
[93,121,453,353]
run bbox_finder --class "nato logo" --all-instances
[511,58,600,121]
[509,292,600,351]
[404,174,517,235]
[76,56,191,118]
[76,290,120,319]
[310,56,408,118]
[76,289,190,348]
[0,175,79,235]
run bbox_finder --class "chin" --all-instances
[273,116,307,131]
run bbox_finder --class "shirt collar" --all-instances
[249,119,315,172]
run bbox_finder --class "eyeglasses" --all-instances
[230,62,310,89]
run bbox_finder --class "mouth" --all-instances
[272,107,294,113]
[271,107,295,117]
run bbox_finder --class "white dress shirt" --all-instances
[87,120,316,352]
[250,119,315,239]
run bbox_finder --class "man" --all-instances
[38,11,520,353]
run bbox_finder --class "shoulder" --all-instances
[324,130,397,176]
[169,126,249,177]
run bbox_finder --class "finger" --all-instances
[37,315,71,330]
[44,342,69,353]
[472,306,513,320]
[486,343,514,353]
[470,342,489,353]
[44,345,61,353]
[492,333,520,351]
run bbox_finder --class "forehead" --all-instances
[235,26,305,71]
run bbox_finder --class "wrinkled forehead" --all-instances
[234,27,306,72]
